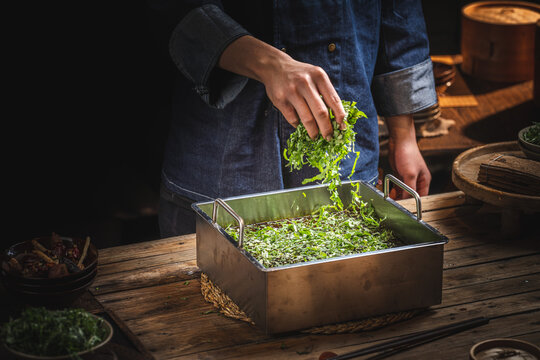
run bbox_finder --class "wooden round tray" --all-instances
[452,141,540,211]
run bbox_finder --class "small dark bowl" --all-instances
[3,278,97,307]
[1,236,98,284]
[2,268,97,293]
[518,125,540,161]
[470,338,540,360]
[1,236,99,306]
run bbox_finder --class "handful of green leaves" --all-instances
[283,100,366,209]
[226,100,399,268]
[523,122,540,145]
[1,307,109,358]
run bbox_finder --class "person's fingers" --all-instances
[278,102,300,128]
[312,67,347,130]
[299,83,334,141]
[416,170,431,197]
[388,187,400,200]
[289,96,320,140]
[396,173,418,200]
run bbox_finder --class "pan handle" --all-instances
[212,198,245,248]
[383,174,422,221]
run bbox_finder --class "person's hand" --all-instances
[260,56,346,140]
[385,115,431,199]
[219,36,346,140]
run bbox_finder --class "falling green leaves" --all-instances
[283,100,366,210]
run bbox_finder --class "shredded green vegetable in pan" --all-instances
[1,307,109,358]
[227,201,399,268]
[226,100,400,268]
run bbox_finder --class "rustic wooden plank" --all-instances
[443,242,539,269]
[397,191,468,213]
[443,253,540,289]
[443,234,493,252]
[428,217,486,238]
[96,278,204,310]
[399,204,482,223]
[90,259,199,295]
[98,235,195,264]
[163,293,540,360]
[437,273,540,309]
[98,248,196,276]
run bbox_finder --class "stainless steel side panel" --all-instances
[265,244,443,333]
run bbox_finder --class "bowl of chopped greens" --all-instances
[1,307,113,359]
[518,122,540,161]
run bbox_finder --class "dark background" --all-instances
[4,1,538,250]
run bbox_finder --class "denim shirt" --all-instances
[162,0,436,202]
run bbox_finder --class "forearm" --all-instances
[218,35,289,84]
[385,114,416,144]
[385,113,431,198]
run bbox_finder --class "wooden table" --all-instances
[0,191,538,359]
[74,191,539,360]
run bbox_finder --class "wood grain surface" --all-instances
[84,191,540,360]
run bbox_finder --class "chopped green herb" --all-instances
[523,122,540,145]
[183,281,190,286]
[227,202,397,268]
[283,100,366,209]
[1,307,109,358]
[202,310,215,315]
[181,297,188,301]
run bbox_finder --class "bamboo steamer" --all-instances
[461,1,540,82]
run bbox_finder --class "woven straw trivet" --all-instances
[200,273,421,334]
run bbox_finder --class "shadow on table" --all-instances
[463,101,539,144]
[458,71,526,96]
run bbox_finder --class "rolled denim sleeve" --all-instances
[372,0,436,117]
[169,4,250,108]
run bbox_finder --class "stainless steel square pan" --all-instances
[192,176,448,334]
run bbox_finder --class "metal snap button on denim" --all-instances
[328,43,336,52]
